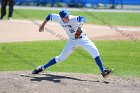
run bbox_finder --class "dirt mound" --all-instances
[0,71,140,93]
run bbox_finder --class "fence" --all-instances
[0,0,140,8]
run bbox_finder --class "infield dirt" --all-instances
[0,20,140,42]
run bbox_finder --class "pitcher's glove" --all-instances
[75,27,82,39]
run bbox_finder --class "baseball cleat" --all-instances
[101,69,113,78]
[32,65,43,74]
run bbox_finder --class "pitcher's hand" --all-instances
[39,25,44,32]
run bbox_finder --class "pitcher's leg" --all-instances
[54,40,78,63]
[79,38,113,78]
[42,41,77,70]
[32,40,78,74]
[95,56,105,73]
[43,40,77,69]
[78,38,105,73]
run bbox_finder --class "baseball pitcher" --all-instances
[32,10,113,78]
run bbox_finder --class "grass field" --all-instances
[1,9,140,77]
[2,9,140,26]
[0,40,140,77]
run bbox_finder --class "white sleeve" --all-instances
[70,16,81,26]
[50,14,60,22]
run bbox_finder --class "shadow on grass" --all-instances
[21,73,109,84]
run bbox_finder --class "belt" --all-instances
[79,36,82,39]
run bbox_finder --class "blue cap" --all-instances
[59,10,70,18]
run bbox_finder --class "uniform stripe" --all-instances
[46,14,51,21]
[50,14,52,21]
[77,16,86,23]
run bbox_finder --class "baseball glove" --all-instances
[75,27,82,39]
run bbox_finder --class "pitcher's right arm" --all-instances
[39,14,60,32]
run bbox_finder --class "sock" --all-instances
[42,58,56,70]
[95,56,105,73]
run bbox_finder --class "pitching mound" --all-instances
[0,71,140,93]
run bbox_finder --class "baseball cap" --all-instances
[59,10,70,18]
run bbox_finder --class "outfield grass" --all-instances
[2,9,140,26]
[0,40,140,77]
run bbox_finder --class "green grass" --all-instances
[0,40,140,77]
[2,9,140,26]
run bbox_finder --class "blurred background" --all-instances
[0,0,140,9]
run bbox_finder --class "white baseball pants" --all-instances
[55,36,100,63]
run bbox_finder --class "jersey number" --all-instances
[69,28,75,33]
